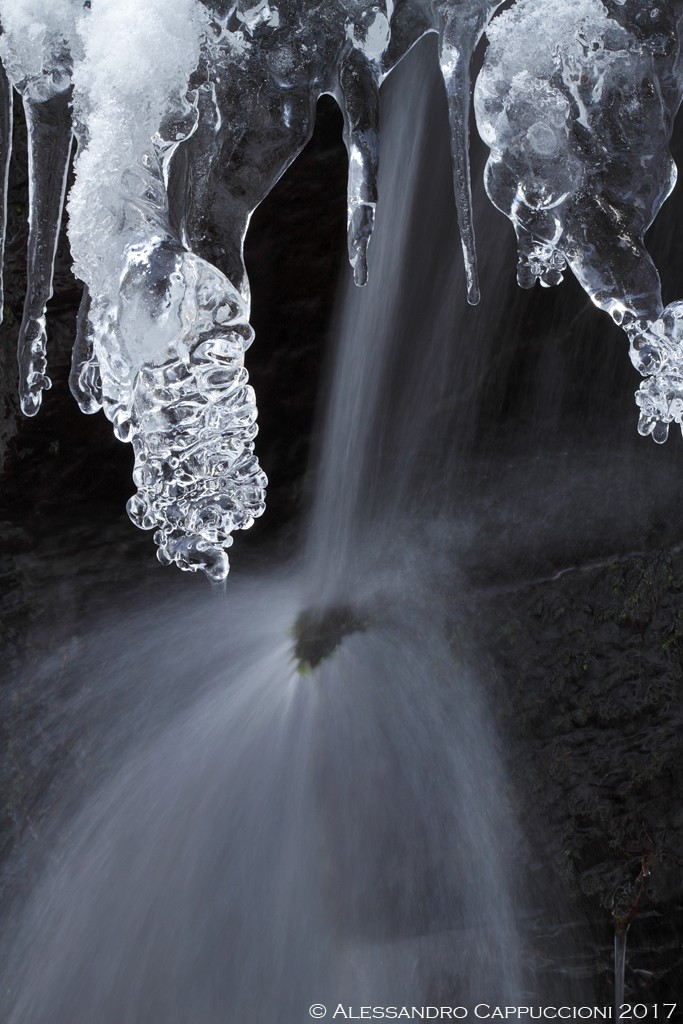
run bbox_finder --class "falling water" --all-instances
[303,41,427,601]
[0,39,531,1023]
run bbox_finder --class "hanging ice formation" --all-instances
[0,0,502,580]
[0,0,682,580]
[475,0,683,442]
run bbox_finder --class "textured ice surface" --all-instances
[2,0,683,578]
[0,0,503,579]
[64,1,266,579]
[475,0,683,439]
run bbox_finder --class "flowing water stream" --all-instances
[0,40,540,1022]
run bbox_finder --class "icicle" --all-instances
[614,925,629,1020]
[0,62,12,323]
[69,286,102,414]
[339,46,380,287]
[473,0,683,441]
[18,88,73,415]
[434,1,504,306]
[65,0,270,582]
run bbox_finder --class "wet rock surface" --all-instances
[470,545,683,1001]
[294,603,369,670]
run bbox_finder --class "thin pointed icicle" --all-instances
[0,63,12,323]
[614,925,629,1019]
[69,286,102,414]
[434,0,505,305]
[339,47,380,287]
[18,88,73,416]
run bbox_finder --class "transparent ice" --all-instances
[474,0,683,442]
[0,0,504,577]
[1,0,683,579]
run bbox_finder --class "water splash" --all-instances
[0,569,529,1023]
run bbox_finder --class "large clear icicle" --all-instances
[18,88,73,415]
[0,62,12,324]
[66,0,267,581]
[339,46,380,288]
[433,1,506,306]
[69,286,102,414]
[100,241,268,582]
[0,0,81,413]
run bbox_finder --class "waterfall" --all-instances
[0,39,533,1024]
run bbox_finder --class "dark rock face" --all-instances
[474,549,683,1000]
[294,603,368,670]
